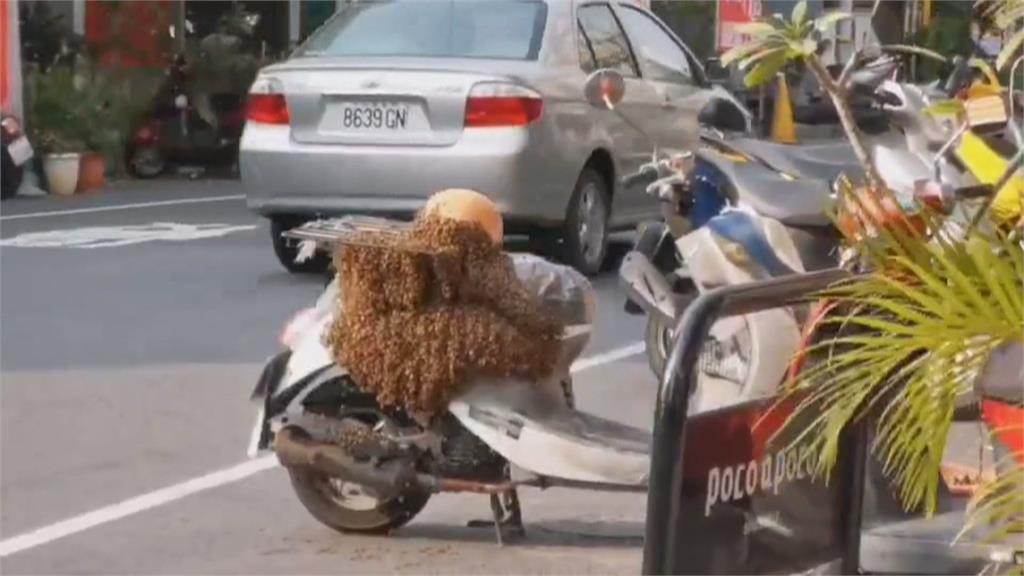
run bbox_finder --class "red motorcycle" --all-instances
[125,54,246,178]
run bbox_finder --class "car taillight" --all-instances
[246,94,290,125]
[246,77,289,125]
[465,83,543,128]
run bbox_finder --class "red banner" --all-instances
[718,0,763,52]
[86,1,174,69]
[1,0,9,112]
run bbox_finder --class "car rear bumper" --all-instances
[241,125,567,227]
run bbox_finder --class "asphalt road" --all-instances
[0,182,654,575]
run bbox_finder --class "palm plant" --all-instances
[783,198,1023,517]
[976,0,1024,72]
[723,0,1024,557]
[720,1,882,186]
[959,447,1024,557]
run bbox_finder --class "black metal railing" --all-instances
[642,268,863,575]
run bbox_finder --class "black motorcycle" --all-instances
[1,114,34,200]
[125,53,246,179]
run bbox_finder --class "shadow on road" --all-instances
[395,520,643,549]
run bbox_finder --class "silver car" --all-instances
[242,0,711,274]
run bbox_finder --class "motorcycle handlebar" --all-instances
[622,164,660,188]
[944,56,971,97]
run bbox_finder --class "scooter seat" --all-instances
[860,507,1024,574]
[450,379,651,487]
[730,138,863,183]
[700,149,834,227]
[974,341,1023,405]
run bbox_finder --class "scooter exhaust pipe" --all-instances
[273,427,519,496]
[273,427,422,497]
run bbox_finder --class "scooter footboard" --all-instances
[619,251,680,322]
[449,379,650,488]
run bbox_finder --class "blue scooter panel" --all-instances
[705,211,796,278]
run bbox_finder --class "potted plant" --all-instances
[74,64,115,192]
[38,131,85,196]
[26,66,87,195]
[72,36,163,187]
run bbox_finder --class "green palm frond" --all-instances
[880,44,950,64]
[997,27,1024,72]
[976,0,1024,70]
[719,0,850,88]
[957,443,1024,548]
[781,204,1024,516]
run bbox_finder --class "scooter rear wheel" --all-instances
[645,314,675,379]
[287,468,431,534]
[128,146,166,179]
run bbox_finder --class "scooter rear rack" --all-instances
[282,216,452,255]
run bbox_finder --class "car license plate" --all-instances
[7,136,33,166]
[340,103,410,131]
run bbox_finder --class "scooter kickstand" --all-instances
[502,489,525,539]
[489,494,505,546]
[465,489,525,546]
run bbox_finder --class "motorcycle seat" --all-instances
[451,379,650,486]
[730,138,863,183]
[700,148,834,227]
[974,341,1023,405]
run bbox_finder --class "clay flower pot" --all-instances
[42,153,81,196]
[77,152,106,193]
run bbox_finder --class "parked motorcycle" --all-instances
[623,54,1000,388]
[126,9,261,179]
[125,52,246,179]
[792,101,1024,392]
[1,114,34,200]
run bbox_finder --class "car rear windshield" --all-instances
[298,0,547,61]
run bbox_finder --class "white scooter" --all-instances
[246,72,692,538]
[247,210,655,541]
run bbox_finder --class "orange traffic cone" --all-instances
[771,73,798,144]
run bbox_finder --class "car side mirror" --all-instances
[698,98,746,133]
[584,69,626,110]
[704,58,729,84]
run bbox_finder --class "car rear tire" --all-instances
[559,167,610,276]
[287,467,430,534]
[271,219,331,274]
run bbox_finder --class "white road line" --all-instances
[0,195,246,221]
[0,456,279,558]
[0,341,644,557]
[571,342,645,372]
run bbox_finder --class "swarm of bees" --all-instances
[326,214,563,416]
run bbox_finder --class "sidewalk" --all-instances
[0,177,247,219]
